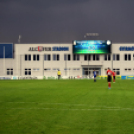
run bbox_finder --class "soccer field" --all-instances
[0,79,134,134]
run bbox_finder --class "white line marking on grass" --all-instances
[0,102,121,109]
[0,108,134,111]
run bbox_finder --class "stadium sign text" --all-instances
[119,46,134,51]
[29,46,69,51]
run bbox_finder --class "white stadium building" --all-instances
[0,40,134,79]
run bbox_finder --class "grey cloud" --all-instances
[0,0,134,43]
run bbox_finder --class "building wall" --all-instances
[0,43,134,77]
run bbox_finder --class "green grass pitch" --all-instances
[0,79,134,134]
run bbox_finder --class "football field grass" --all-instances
[0,79,134,134]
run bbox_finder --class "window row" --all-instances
[24,54,134,61]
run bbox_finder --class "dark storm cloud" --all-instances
[0,0,134,43]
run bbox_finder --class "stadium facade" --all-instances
[0,40,134,79]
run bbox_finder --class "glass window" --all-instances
[64,54,66,61]
[25,71,27,75]
[77,55,79,60]
[53,54,56,61]
[93,54,95,61]
[57,54,59,61]
[11,71,13,75]
[116,71,120,75]
[108,54,111,61]
[88,55,90,60]
[113,54,115,61]
[125,68,127,71]
[73,54,76,60]
[133,54,134,60]
[68,54,70,61]
[128,54,131,61]
[25,55,27,61]
[84,55,87,60]
[116,54,120,61]
[104,54,107,60]
[124,54,127,61]
[37,55,39,61]
[28,71,31,75]
[48,55,51,61]
[96,55,99,60]
[33,55,36,61]
[29,55,31,61]
[7,71,10,75]
[44,55,47,60]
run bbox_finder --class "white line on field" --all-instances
[0,102,121,108]
[0,108,134,111]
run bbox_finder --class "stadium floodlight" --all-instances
[107,40,111,45]
[84,33,99,38]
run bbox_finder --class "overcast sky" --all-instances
[0,0,134,43]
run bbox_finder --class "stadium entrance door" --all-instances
[83,68,101,78]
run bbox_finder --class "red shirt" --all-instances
[107,70,113,76]
[112,72,116,76]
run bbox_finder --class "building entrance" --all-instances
[83,68,101,78]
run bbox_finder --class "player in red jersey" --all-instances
[112,71,116,83]
[106,68,113,89]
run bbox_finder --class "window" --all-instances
[33,54,39,61]
[128,68,131,71]
[33,68,40,71]
[84,55,90,61]
[57,54,59,61]
[116,54,120,61]
[44,68,51,71]
[113,68,120,75]
[53,54,59,61]
[72,68,80,71]
[25,55,27,61]
[29,55,31,60]
[124,54,131,61]
[37,55,39,61]
[113,54,115,61]
[68,55,70,61]
[64,68,70,71]
[25,54,31,61]
[64,54,71,61]
[104,55,107,60]
[125,68,127,71]
[128,54,131,61]
[133,54,134,60]
[25,68,31,75]
[93,54,95,61]
[44,54,51,61]
[108,54,111,61]
[84,55,87,60]
[53,68,59,71]
[113,54,120,61]
[96,55,100,60]
[7,68,13,75]
[73,54,80,60]
[104,54,110,61]
[33,55,36,61]
[124,54,127,61]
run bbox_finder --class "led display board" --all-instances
[73,40,112,54]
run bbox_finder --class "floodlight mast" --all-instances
[18,35,22,43]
